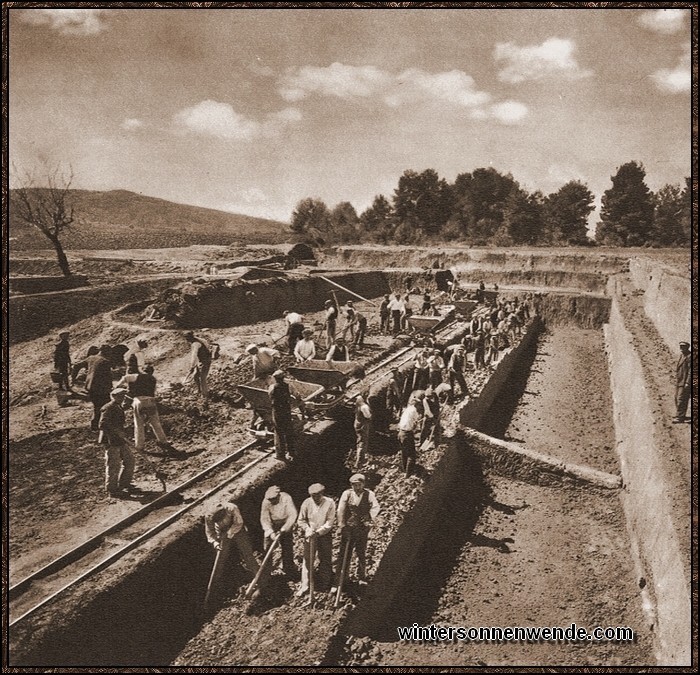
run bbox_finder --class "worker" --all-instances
[354,394,372,469]
[116,364,174,455]
[486,329,500,366]
[326,337,349,362]
[333,474,380,591]
[402,294,413,331]
[283,310,305,355]
[53,331,72,391]
[427,348,445,389]
[473,330,486,370]
[205,500,260,604]
[124,339,148,374]
[412,347,430,392]
[420,385,441,447]
[447,345,470,402]
[379,294,391,335]
[184,331,212,399]
[388,293,405,336]
[674,341,691,423]
[353,311,368,348]
[397,397,423,476]
[260,485,299,579]
[341,301,357,342]
[71,345,99,385]
[294,328,317,362]
[323,300,338,349]
[367,379,390,434]
[386,367,405,419]
[421,291,432,315]
[98,388,136,498]
[86,345,114,432]
[297,483,336,596]
[240,343,280,379]
[269,370,295,461]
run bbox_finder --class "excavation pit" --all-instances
[7,253,691,667]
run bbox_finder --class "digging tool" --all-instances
[334,537,352,608]
[244,533,281,599]
[307,534,316,607]
[204,536,232,610]
[320,275,378,307]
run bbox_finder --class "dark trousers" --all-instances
[412,367,429,392]
[56,364,71,390]
[675,385,690,420]
[90,391,110,431]
[449,369,469,399]
[398,429,416,476]
[380,313,390,334]
[420,415,440,446]
[303,533,333,590]
[429,370,443,389]
[272,414,294,460]
[337,525,369,583]
[391,310,402,335]
[354,322,366,347]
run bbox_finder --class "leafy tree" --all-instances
[596,161,654,246]
[10,164,77,276]
[680,177,692,245]
[502,189,547,245]
[290,197,331,239]
[545,181,595,246]
[452,168,520,243]
[359,194,395,242]
[393,169,453,237]
[329,201,360,242]
[650,183,686,246]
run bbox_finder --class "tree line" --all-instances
[291,161,690,248]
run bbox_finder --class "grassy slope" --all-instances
[9,189,290,249]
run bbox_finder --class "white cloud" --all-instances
[280,63,391,101]
[386,69,492,108]
[19,9,108,35]
[494,38,593,84]
[121,118,144,131]
[490,101,529,125]
[652,44,691,93]
[638,9,687,35]
[172,100,301,141]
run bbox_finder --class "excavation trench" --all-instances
[11,288,680,666]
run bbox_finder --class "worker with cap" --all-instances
[674,341,691,423]
[447,344,470,403]
[283,310,305,355]
[53,331,72,391]
[323,300,338,349]
[297,483,336,596]
[294,328,317,362]
[184,331,212,399]
[326,336,350,362]
[387,367,405,420]
[260,485,299,579]
[205,499,260,605]
[427,348,445,389]
[341,301,357,343]
[420,385,442,448]
[238,343,280,379]
[379,294,391,335]
[354,394,372,469]
[333,474,380,591]
[98,388,137,498]
[269,370,295,461]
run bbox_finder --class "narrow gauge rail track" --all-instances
[9,440,273,628]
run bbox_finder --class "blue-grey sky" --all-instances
[9,7,692,227]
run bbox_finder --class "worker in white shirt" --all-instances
[341,301,357,342]
[427,349,445,389]
[333,474,380,590]
[294,328,317,362]
[124,338,148,374]
[297,483,336,596]
[398,399,423,476]
[283,310,305,354]
[260,485,299,579]
[237,343,280,379]
[387,293,405,336]
[353,394,372,469]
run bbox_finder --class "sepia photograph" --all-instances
[4,3,695,670]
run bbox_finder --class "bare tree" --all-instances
[10,164,77,277]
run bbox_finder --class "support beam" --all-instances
[318,275,377,307]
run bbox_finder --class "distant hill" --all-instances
[9,189,290,250]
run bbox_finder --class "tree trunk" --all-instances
[47,234,72,277]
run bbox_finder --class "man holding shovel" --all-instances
[333,474,380,598]
[297,483,336,598]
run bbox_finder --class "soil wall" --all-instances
[529,292,611,328]
[626,258,692,352]
[604,298,690,665]
[8,277,189,344]
[9,275,90,295]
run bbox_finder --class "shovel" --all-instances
[244,533,281,599]
[334,537,352,608]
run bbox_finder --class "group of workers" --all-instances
[204,473,380,604]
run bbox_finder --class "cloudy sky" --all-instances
[9,7,693,227]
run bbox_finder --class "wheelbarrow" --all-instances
[406,312,453,335]
[452,299,478,318]
[286,360,364,390]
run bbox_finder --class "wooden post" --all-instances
[204,536,232,610]
[320,275,377,307]
[334,538,352,608]
[244,534,281,599]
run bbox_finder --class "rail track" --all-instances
[9,308,477,630]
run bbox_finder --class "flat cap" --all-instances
[110,387,128,397]
[246,343,258,353]
[350,473,366,483]
[272,369,285,378]
[680,341,690,347]
[308,483,325,495]
[265,485,281,500]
